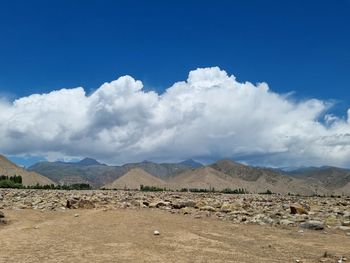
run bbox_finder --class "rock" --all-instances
[181,207,191,215]
[153,230,160,235]
[149,200,168,208]
[74,213,79,217]
[172,200,196,209]
[290,204,308,215]
[67,198,94,209]
[199,206,216,212]
[299,220,324,230]
[279,219,295,226]
[0,211,4,218]
[0,193,3,201]
[342,221,350,226]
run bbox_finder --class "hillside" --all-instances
[122,160,195,179]
[22,157,350,194]
[28,159,198,187]
[166,166,249,190]
[166,164,319,195]
[206,159,327,194]
[103,168,167,190]
[210,159,285,182]
[28,160,125,187]
[0,155,55,186]
[287,166,350,194]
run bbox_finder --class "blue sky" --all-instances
[1,0,350,167]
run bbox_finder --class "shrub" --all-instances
[140,185,165,192]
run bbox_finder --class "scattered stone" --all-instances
[290,204,308,215]
[1,189,350,230]
[300,220,324,230]
[74,213,79,217]
[153,230,160,235]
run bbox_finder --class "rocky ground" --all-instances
[0,189,350,262]
[1,189,350,231]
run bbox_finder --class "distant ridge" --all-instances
[178,159,203,168]
[76,158,103,166]
[24,156,350,194]
[287,166,350,193]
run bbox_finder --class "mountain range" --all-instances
[27,158,203,187]
[1,154,349,195]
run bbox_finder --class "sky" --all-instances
[0,0,350,167]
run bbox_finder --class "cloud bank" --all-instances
[1,67,350,167]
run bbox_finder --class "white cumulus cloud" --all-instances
[1,67,350,167]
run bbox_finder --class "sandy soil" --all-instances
[0,209,349,263]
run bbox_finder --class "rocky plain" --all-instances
[1,189,350,262]
[1,189,350,229]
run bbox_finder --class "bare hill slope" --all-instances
[103,168,166,190]
[0,155,55,186]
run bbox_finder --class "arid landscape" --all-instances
[1,154,350,262]
[1,189,350,262]
[1,1,350,262]
[2,154,350,196]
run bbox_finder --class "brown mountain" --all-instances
[288,166,350,195]
[0,154,55,186]
[103,168,167,190]
[28,159,199,187]
[166,167,248,190]
[166,159,324,195]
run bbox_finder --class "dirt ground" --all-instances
[0,209,349,263]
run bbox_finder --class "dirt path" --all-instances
[0,209,349,263]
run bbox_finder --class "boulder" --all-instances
[290,204,308,215]
[66,198,94,209]
[149,200,169,208]
[299,220,324,230]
